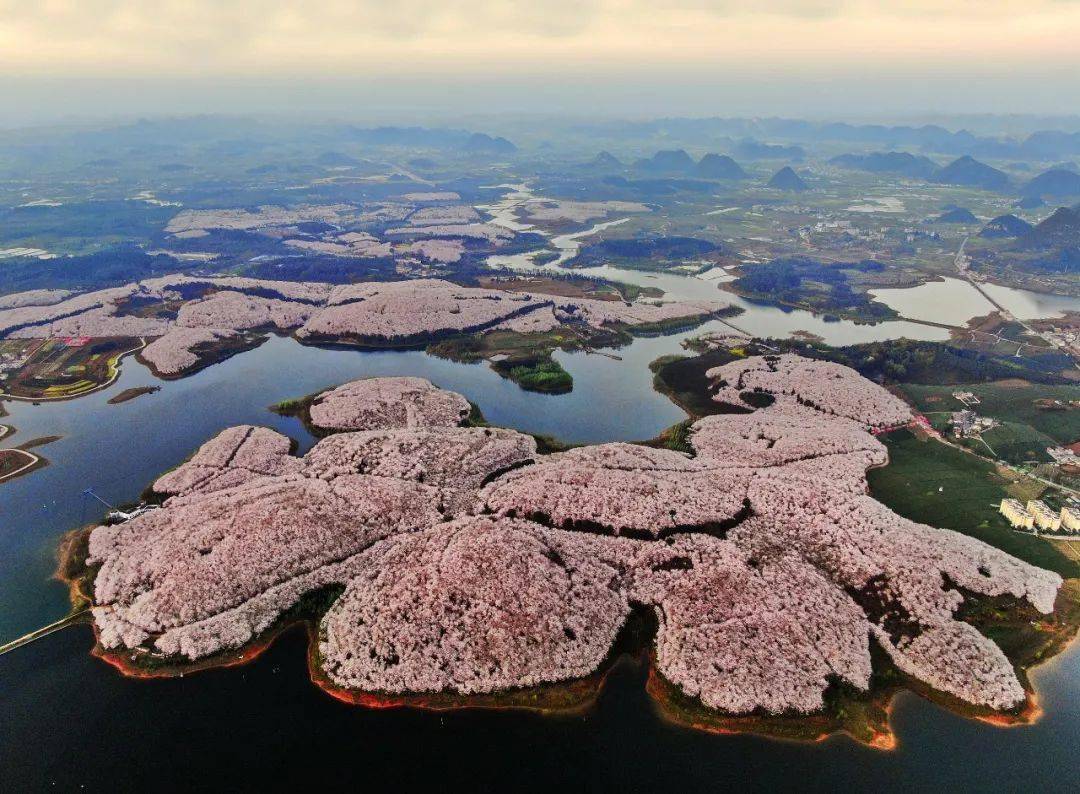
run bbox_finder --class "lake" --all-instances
[870,276,1080,325]
[1,268,1079,790]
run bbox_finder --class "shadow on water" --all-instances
[1,620,1079,791]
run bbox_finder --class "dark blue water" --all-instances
[1,332,1079,792]
[1,622,1077,791]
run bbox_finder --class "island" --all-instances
[0,434,59,484]
[0,275,730,398]
[58,360,1079,747]
[107,386,161,405]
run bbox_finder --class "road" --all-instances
[951,236,1078,370]
[0,447,40,483]
[926,428,1080,498]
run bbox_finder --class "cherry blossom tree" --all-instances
[83,365,1061,715]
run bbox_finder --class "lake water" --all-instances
[2,255,1079,789]
[1,621,1077,791]
[870,277,1080,326]
[487,183,1080,331]
[979,282,1080,320]
[869,277,997,325]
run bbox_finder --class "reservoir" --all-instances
[870,276,1080,326]
[1,266,1078,790]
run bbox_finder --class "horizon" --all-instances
[1,86,1079,136]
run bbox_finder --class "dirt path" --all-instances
[0,447,40,483]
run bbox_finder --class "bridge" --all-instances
[0,610,89,658]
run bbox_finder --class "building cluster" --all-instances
[1039,325,1080,362]
[1000,498,1080,534]
[950,409,997,438]
[0,348,30,375]
[0,246,54,260]
[1047,446,1080,467]
[796,219,888,251]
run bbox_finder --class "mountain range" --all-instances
[829,151,939,179]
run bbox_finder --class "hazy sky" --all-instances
[1,1,1078,121]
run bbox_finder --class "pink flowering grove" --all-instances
[82,365,1062,717]
[0,276,726,378]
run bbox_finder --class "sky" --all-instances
[1,1,1078,122]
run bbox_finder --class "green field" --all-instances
[902,381,1080,441]
[902,380,1080,463]
[868,430,1078,577]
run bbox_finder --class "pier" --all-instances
[0,610,89,657]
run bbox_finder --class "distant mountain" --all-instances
[1022,169,1080,198]
[1023,206,1080,249]
[1016,194,1045,210]
[202,139,265,158]
[980,214,1034,238]
[347,126,476,149]
[586,151,623,170]
[767,166,808,192]
[1019,131,1080,160]
[829,151,938,179]
[1052,161,1079,172]
[1016,206,1080,273]
[695,153,746,180]
[733,139,805,161]
[937,207,978,224]
[463,133,517,155]
[634,149,696,174]
[564,118,1080,160]
[316,151,361,167]
[930,156,1010,191]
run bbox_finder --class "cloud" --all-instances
[0,1,1078,76]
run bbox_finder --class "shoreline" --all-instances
[47,389,1080,749]
[0,337,146,402]
[0,447,45,483]
[57,524,1075,749]
[14,330,1078,749]
[0,434,59,484]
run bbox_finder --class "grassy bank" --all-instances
[868,430,1078,578]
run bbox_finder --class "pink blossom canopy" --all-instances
[86,366,1061,715]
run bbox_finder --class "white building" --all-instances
[1000,499,1033,530]
[1027,500,1061,532]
